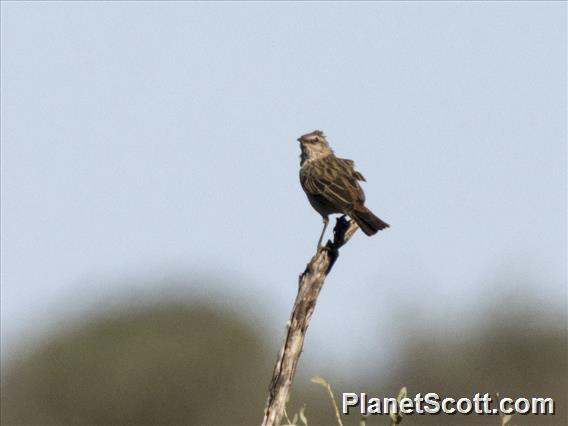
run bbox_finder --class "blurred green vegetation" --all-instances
[355,310,567,426]
[2,288,566,425]
[1,304,279,425]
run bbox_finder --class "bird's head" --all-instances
[297,130,333,165]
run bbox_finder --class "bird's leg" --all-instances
[317,216,329,250]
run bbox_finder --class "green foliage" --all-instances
[2,304,273,425]
[2,293,565,426]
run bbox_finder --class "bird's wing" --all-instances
[300,159,365,209]
[337,158,366,181]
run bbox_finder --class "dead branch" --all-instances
[261,216,359,426]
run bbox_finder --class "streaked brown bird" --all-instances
[298,130,389,248]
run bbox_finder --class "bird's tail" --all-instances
[350,207,389,236]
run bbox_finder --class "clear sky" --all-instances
[1,2,566,372]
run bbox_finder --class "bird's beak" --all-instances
[297,138,302,142]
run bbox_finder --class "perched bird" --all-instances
[298,130,389,248]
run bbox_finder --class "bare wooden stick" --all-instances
[261,216,360,426]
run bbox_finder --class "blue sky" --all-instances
[1,2,565,372]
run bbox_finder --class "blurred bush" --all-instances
[352,306,567,425]
[2,288,566,426]
[2,303,275,425]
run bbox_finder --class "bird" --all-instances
[297,130,389,248]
